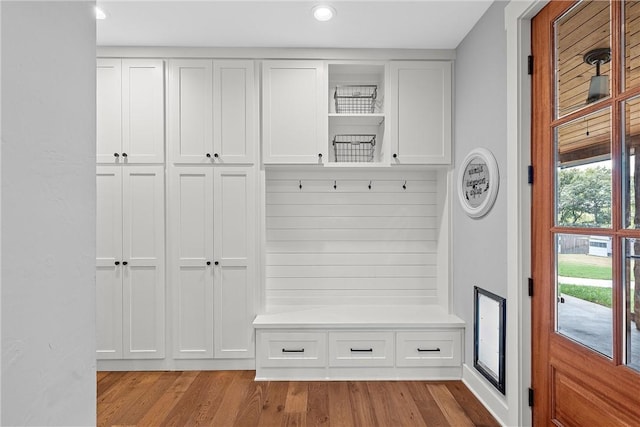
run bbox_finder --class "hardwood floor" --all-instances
[97,371,499,427]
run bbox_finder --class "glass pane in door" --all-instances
[556,233,613,358]
[625,0,640,90]
[624,238,640,371]
[556,108,612,228]
[555,1,611,117]
[624,96,640,228]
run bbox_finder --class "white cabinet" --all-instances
[97,58,165,164]
[170,166,255,359]
[396,331,462,367]
[96,167,123,359]
[328,331,394,367]
[168,59,255,164]
[97,59,123,164]
[258,331,327,368]
[389,61,452,164]
[213,168,255,358]
[170,167,214,358]
[96,166,165,360]
[262,60,326,164]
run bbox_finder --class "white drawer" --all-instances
[329,331,394,367]
[258,331,327,368]
[396,330,462,367]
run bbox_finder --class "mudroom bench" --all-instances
[253,305,465,380]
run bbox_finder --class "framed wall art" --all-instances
[457,148,499,218]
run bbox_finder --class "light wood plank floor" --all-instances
[97,370,499,427]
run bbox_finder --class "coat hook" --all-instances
[368,180,372,190]
[403,180,407,190]
[334,180,337,190]
[299,180,302,190]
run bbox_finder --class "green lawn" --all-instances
[559,284,612,308]
[557,254,612,280]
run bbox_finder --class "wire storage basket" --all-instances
[334,85,377,114]
[333,134,376,162]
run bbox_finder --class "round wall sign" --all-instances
[457,148,499,218]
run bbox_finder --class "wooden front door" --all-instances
[532,1,640,424]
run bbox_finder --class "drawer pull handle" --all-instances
[417,348,441,352]
[282,348,305,353]
[350,348,373,352]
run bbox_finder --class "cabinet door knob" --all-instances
[214,261,219,266]
[114,261,120,266]
[122,153,128,158]
[318,153,323,158]
[206,153,211,158]
[122,261,128,266]
[114,153,120,158]
[206,261,211,266]
[393,153,398,158]
[214,153,219,158]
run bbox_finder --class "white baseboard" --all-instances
[97,358,255,371]
[462,364,508,427]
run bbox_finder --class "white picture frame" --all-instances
[457,148,500,218]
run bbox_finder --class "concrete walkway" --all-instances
[558,294,640,370]
[558,275,635,288]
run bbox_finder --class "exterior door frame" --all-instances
[504,1,548,426]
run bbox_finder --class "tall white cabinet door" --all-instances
[170,167,215,358]
[213,168,255,358]
[213,60,255,164]
[97,59,122,164]
[122,166,165,359]
[96,167,123,359]
[389,61,452,164]
[168,60,214,164]
[122,59,165,163]
[262,61,326,164]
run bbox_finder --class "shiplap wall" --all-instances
[265,169,445,307]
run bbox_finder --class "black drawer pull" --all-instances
[350,348,373,352]
[282,348,304,353]
[417,348,441,352]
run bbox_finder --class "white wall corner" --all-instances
[462,364,509,426]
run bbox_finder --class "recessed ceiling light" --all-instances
[313,5,336,22]
[95,6,107,20]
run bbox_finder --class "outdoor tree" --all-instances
[558,166,612,227]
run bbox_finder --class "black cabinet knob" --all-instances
[114,261,120,266]
[122,153,128,158]
[122,261,128,266]
[206,261,211,266]
[206,153,211,158]
[318,153,323,158]
[393,153,398,158]
[114,153,120,158]
[214,153,219,158]
[214,261,219,266]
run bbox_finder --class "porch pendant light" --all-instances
[584,48,611,104]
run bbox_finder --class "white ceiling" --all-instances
[96,1,494,49]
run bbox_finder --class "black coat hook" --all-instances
[403,180,407,190]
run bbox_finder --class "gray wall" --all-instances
[453,1,509,368]
[1,2,96,425]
